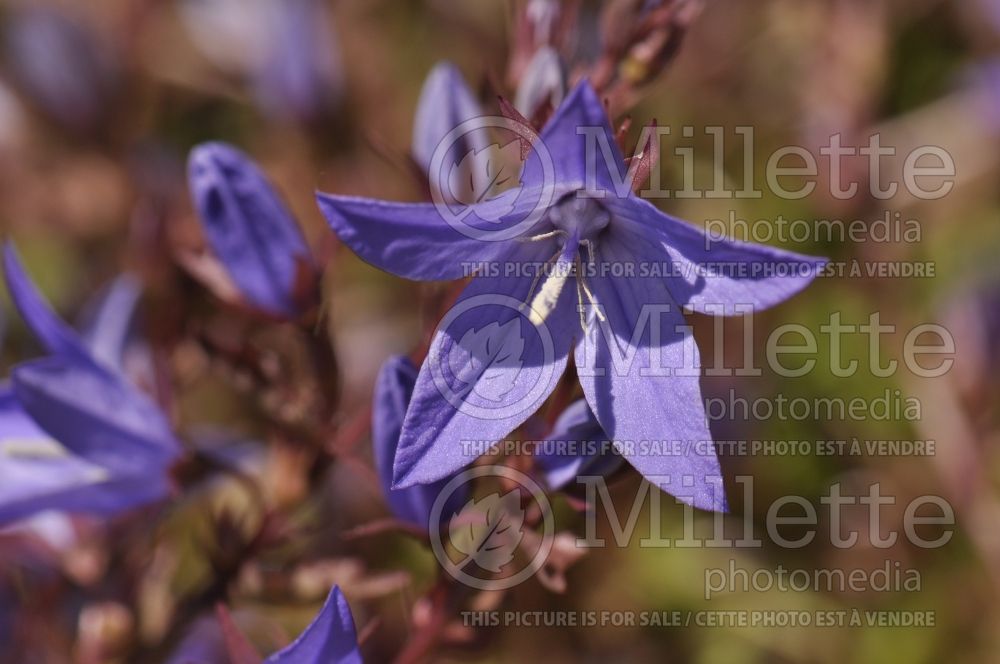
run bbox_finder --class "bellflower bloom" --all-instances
[2,7,118,133]
[372,355,467,528]
[317,81,825,511]
[534,399,622,490]
[188,142,315,318]
[263,586,361,664]
[0,245,181,523]
[254,0,344,123]
[179,0,341,122]
[0,388,165,524]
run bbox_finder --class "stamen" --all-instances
[522,247,562,315]
[579,273,606,322]
[574,255,588,330]
[518,229,568,243]
[526,231,580,326]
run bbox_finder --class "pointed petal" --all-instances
[0,389,170,524]
[412,61,485,172]
[523,80,625,192]
[316,190,533,281]
[372,355,467,527]
[608,196,827,315]
[574,236,726,511]
[77,274,143,370]
[264,586,361,664]
[534,399,622,490]
[2,243,90,362]
[188,142,312,317]
[393,242,576,488]
[11,355,181,476]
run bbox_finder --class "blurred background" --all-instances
[0,0,999,662]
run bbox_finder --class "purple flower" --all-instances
[0,388,167,524]
[372,355,467,528]
[170,586,360,664]
[0,245,180,523]
[76,275,145,373]
[2,7,118,133]
[411,62,486,177]
[254,0,344,123]
[317,82,826,511]
[188,142,314,318]
[263,586,361,664]
[534,399,622,490]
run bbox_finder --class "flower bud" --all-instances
[188,142,314,318]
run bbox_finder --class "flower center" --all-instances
[548,195,611,242]
[522,196,610,328]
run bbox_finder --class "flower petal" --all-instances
[2,243,91,362]
[608,196,827,315]
[372,355,467,527]
[411,61,485,173]
[0,389,169,524]
[316,190,532,281]
[392,241,577,488]
[11,355,181,476]
[77,274,143,371]
[574,235,726,511]
[534,399,622,490]
[188,142,312,317]
[264,586,361,664]
[523,80,625,192]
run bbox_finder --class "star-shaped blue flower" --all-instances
[317,81,826,511]
[0,244,181,524]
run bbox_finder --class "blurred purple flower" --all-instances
[372,355,467,528]
[255,0,344,123]
[188,142,314,318]
[962,59,1000,134]
[411,62,486,178]
[167,614,227,664]
[262,586,361,664]
[180,0,342,122]
[318,81,826,511]
[76,275,145,373]
[534,399,622,490]
[2,7,118,133]
[169,586,359,664]
[0,245,180,524]
[0,388,168,524]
